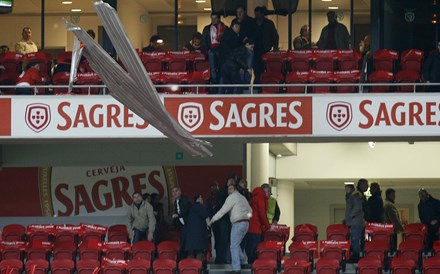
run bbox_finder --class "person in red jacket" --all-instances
[245,183,271,265]
[16,62,45,95]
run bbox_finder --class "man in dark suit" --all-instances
[172,186,191,258]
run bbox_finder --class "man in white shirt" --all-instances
[15,27,38,54]
[209,184,252,273]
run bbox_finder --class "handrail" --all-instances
[2,82,440,95]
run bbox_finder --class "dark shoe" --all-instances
[241,264,252,269]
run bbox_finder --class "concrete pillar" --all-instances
[278,180,294,247]
[249,143,270,190]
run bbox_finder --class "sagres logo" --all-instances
[25,103,51,133]
[178,102,204,132]
[326,101,352,131]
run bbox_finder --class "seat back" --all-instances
[336,49,362,70]
[397,240,423,266]
[400,49,424,71]
[390,257,417,274]
[262,51,287,73]
[178,258,203,274]
[140,51,166,72]
[368,71,394,93]
[0,52,24,74]
[423,257,440,274]
[152,258,177,274]
[252,258,277,274]
[50,259,75,274]
[76,259,100,274]
[0,259,23,274]
[394,70,419,92]
[373,49,398,72]
[131,241,155,261]
[333,70,360,93]
[287,50,312,72]
[363,241,388,264]
[25,259,49,274]
[315,258,340,274]
[283,258,311,274]
[357,257,382,274]
[326,224,350,241]
[165,51,192,72]
[313,50,337,71]
[127,259,150,274]
[157,240,180,260]
[285,71,309,94]
[53,241,76,261]
[75,72,101,95]
[107,225,128,242]
[308,70,333,93]
[2,224,26,241]
[260,72,283,94]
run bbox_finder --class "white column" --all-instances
[249,143,270,190]
[278,180,294,247]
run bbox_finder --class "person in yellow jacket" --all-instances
[267,195,280,224]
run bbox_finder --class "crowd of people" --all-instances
[127,174,280,273]
[344,179,440,263]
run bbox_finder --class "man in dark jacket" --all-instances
[423,41,440,92]
[317,11,350,49]
[219,21,248,94]
[172,186,191,257]
[418,188,440,250]
[365,182,384,223]
[253,6,279,88]
[202,13,227,86]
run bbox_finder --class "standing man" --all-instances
[245,183,272,265]
[423,41,440,92]
[209,183,252,274]
[202,13,227,86]
[345,179,368,263]
[293,25,312,50]
[365,182,384,223]
[127,192,156,244]
[172,186,191,257]
[418,188,440,251]
[267,195,280,224]
[317,11,350,49]
[253,6,279,88]
[384,188,404,253]
[15,27,38,54]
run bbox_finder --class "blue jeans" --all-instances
[242,48,254,85]
[208,49,219,84]
[231,221,249,271]
[350,225,363,257]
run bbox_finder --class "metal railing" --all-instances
[2,82,440,96]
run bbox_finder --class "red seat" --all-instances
[74,72,101,95]
[26,240,52,261]
[53,241,77,261]
[292,224,318,242]
[0,241,26,261]
[326,224,349,241]
[78,239,101,261]
[401,49,424,71]
[127,259,151,274]
[396,240,423,268]
[25,259,49,274]
[0,72,19,95]
[314,258,340,274]
[140,51,166,72]
[161,71,189,94]
[0,259,23,274]
[394,70,420,92]
[373,49,398,72]
[165,51,192,72]
[26,224,53,244]
[262,51,287,74]
[50,259,75,274]
[404,223,427,243]
[80,224,107,243]
[185,69,210,94]
[320,245,346,272]
[423,257,440,274]
[369,229,393,250]
[368,70,394,93]
[357,257,382,274]
[287,50,312,72]
[260,72,283,94]
[107,225,129,243]
[157,240,180,260]
[101,257,127,274]
[308,70,333,93]
[252,258,277,274]
[333,70,360,93]
[192,52,209,72]
[285,71,308,94]
[289,242,314,270]
[102,241,131,260]
[283,258,311,274]
[52,72,70,94]
[131,241,155,261]
[76,259,100,274]
[0,52,24,74]
[336,49,362,70]
[257,242,281,269]
[26,51,52,81]
[390,257,417,274]
[312,50,337,71]
[363,240,389,269]
[2,224,25,241]
[54,224,80,245]
[152,258,177,274]
[178,258,203,274]
[263,230,287,243]
[56,51,73,66]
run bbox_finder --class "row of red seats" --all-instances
[261,48,424,74]
[259,69,423,94]
[0,257,205,274]
[140,51,208,73]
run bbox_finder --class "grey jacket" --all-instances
[127,201,156,233]
[345,191,365,226]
